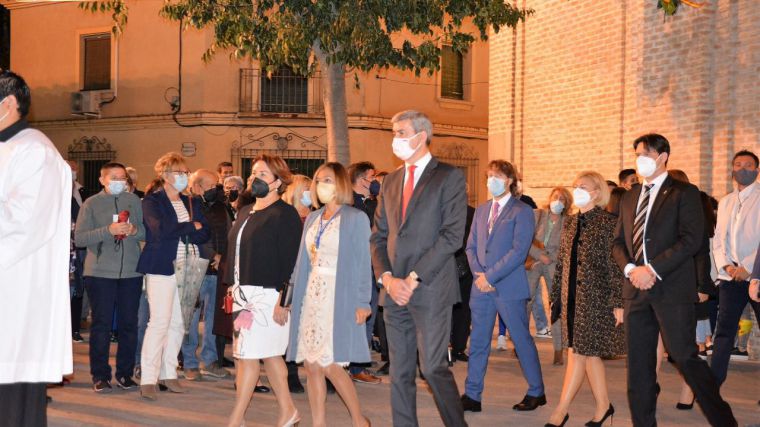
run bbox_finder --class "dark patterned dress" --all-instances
[551,207,625,357]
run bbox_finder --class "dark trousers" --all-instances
[624,296,736,427]
[385,300,466,427]
[376,306,389,361]
[85,276,143,382]
[451,273,473,354]
[711,280,760,385]
[0,382,47,427]
[70,249,86,334]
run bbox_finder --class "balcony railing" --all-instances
[239,68,323,114]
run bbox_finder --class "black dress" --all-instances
[565,213,584,347]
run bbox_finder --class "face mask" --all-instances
[227,189,239,202]
[0,96,10,123]
[573,188,592,208]
[369,180,381,197]
[550,200,565,214]
[487,176,507,197]
[202,186,220,203]
[316,182,337,204]
[300,190,312,207]
[172,174,188,192]
[392,132,421,161]
[636,154,659,178]
[250,177,272,198]
[108,180,126,195]
[733,169,759,186]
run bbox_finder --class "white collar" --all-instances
[736,180,758,200]
[643,171,668,189]
[405,152,433,172]
[491,193,511,209]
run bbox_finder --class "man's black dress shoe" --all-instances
[513,394,547,411]
[676,400,694,410]
[453,352,469,362]
[288,378,305,394]
[374,361,390,376]
[254,385,270,393]
[461,394,482,412]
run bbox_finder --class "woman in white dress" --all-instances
[226,155,302,427]
[286,163,373,427]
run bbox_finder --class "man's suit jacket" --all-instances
[371,156,467,308]
[466,196,535,300]
[612,176,703,303]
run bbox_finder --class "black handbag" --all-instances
[550,297,561,325]
[278,282,294,308]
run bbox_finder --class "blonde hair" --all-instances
[310,162,354,208]
[575,171,610,208]
[282,174,313,211]
[153,152,187,178]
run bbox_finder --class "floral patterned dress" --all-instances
[296,215,343,367]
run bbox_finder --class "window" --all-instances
[81,33,111,91]
[440,45,464,100]
[240,152,325,187]
[260,66,308,113]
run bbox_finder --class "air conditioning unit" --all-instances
[71,91,102,116]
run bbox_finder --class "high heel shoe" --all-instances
[545,414,569,427]
[585,404,614,426]
[280,410,300,427]
[676,399,694,410]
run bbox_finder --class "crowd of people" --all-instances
[1,69,758,427]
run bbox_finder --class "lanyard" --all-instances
[315,206,341,250]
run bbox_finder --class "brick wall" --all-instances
[490,0,760,204]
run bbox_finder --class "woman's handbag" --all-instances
[278,282,294,308]
[173,197,210,334]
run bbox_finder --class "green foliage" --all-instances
[79,1,128,36]
[157,0,530,76]
[657,0,680,16]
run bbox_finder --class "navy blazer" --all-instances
[137,189,211,275]
[466,195,535,300]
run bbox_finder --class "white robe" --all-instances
[0,127,73,383]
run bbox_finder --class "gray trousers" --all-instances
[385,300,467,427]
[526,262,562,351]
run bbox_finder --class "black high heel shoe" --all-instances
[545,414,569,427]
[676,399,694,410]
[585,404,614,426]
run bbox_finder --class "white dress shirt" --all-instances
[624,172,668,279]
[403,152,433,190]
[488,193,512,228]
[712,181,760,280]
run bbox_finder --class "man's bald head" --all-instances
[190,169,219,196]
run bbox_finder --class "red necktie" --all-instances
[402,165,417,221]
[488,201,500,234]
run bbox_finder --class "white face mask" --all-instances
[487,176,507,197]
[392,132,421,161]
[316,182,336,204]
[0,96,10,123]
[573,188,592,208]
[550,200,564,214]
[636,154,659,178]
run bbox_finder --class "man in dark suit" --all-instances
[612,134,736,427]
[371,110,467,427]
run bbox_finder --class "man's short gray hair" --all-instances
[391,110,433,145]
[224,175,244,190]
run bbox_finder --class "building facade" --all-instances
[6,0,490,204]
[490,0,760,204]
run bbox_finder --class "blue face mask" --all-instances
[369,180,381,197]
[173,174,188,192]
[108,180,126,195]
[487,176,507,197]
[300,190,312,207]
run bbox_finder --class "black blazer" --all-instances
[370,156,467,307]
[137,189,210,275]
[612,176,703,303]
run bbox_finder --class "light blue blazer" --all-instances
[465,196,535,300]
[286,206,372,364]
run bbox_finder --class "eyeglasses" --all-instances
[166,170,190,176]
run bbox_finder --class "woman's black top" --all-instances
[224,199,302,291]
[566,211,585,347]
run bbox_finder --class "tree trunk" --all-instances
[314,46,350,165]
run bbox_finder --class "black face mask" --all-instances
[250,177,272,198]
[369,180,381,197]
[202,185,222,204]
[227,189,239,203]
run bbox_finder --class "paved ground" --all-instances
[48,333,759,427]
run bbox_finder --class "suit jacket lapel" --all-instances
[648,176,673,226]
[400,157,438,227]
[487,196,515,244]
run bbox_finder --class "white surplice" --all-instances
[0,127,73,383]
